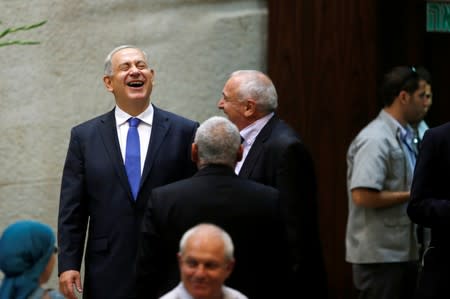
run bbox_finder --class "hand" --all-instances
[59,270,83,299]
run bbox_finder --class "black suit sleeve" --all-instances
[408,129,450,228]
[58,127,89,274]
[136,191,170,299]
[276,140,328,298]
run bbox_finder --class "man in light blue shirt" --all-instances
[346,66,429,299]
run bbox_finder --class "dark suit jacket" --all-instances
[57,105,198,299]
[408,121,450,298]
[136,164,291,299]
[238,114,328,298]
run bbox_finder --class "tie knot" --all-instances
[129,117,140,128]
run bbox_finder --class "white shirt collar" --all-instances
[115,104,154,127]
[239,112,274,147]
[380,109,412,139]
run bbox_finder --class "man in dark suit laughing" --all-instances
[57,45,198,299]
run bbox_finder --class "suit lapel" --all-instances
[98,109,133,198]
[140,106,170,185]
[239,115,278,178]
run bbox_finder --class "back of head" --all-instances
[194,116,241,168]
[380,66,421,106]
[0,220,55,299]
[230,70,278,114]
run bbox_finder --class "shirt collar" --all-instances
[178,282,231,299]
[379,109,411,136]
[115,104,154,127]
[240,112,274,147]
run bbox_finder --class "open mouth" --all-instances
[127,81,144,88]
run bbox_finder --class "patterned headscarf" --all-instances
[0,220,55,299]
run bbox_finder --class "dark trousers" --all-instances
[353,262,418,299]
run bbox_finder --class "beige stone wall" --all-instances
[0,0,267,293]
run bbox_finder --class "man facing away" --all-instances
[346,66,429,299]
[410,66,433,265]
[160,223,248,299]
[57,45,198,299]
[217,70,327,298]
[136,116,291,299]
[408,120,450,299]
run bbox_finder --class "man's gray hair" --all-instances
[179,223,235,261]
[230,70,278,113]
[104,45,148,76]
[194,116,241,168]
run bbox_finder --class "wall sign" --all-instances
[427,1,450,32]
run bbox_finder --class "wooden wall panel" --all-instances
[267,1,378,298]
[425,32,450,128]
[267,0,433,298]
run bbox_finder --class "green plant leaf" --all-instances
[0,20,47,47]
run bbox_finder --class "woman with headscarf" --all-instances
[0,220,64,299]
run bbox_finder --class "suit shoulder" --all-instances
[429,121,450,135]
[265,121,312,155]
[243,178,279,196]
[269,119,302,142]
[154,106,199,128]
[70,110,113,131]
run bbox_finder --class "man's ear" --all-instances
[398,90,410,104]
[150,69,155,85]
[103,75,113,92]
[225,259,235,279]
[243,98,257,117]
[191,143,199,163]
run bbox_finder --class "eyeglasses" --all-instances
[406,66,418,81]
[399,66,419,93]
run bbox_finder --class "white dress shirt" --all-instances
[115,104,154,174]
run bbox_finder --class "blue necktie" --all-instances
[125,117,141,200]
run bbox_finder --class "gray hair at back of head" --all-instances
[194,116,241,168]
[230,70,278,113]
[179,223,235,261]
[104,45,148,76]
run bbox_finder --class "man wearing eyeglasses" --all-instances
[345,66,428,299]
